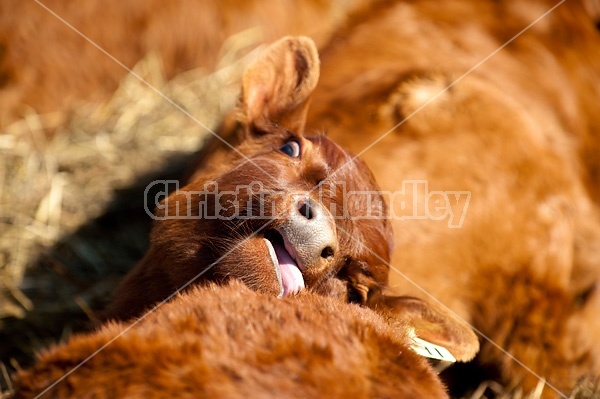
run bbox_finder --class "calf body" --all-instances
[14,282,457,399]
[304,1,600,396]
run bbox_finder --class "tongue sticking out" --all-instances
[264,238,305,297]
[274,242,305,297]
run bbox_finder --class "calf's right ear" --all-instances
[371,295,480,363]
[240,36,320,135]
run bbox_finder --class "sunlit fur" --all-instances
[13,281,449,399]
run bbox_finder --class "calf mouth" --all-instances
[264,229,304,298]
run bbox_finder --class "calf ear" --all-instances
[241,36,319,134]
[372,295,480,362]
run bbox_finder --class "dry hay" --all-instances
[0,31,261,391]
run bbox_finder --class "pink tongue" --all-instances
[273,242,305,297]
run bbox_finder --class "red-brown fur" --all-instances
[109,1,600,396]
[0,0,355,129]
[12,35,481,398]
[302,1,600,397]
[103,36,399,322]
[6,0,600,397]
[11,281,451,399]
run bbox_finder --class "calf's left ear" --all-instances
[371,295,480,362]
[241,36,320,135]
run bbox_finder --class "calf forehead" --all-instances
[307,135,349,165]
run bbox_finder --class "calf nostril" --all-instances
[320,246,335,260]
[298,200,315,220]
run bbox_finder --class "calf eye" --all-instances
[279,141,301,158]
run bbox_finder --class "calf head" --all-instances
[105,37,394,321]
